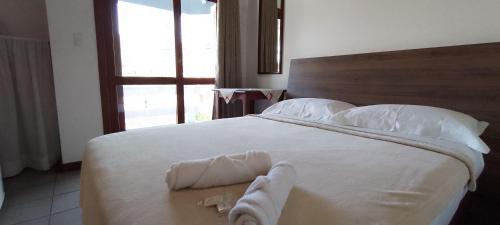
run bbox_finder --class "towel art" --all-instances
[229,162,297,225]
[166,151,272,190]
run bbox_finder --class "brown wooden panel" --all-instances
[477,138,500,198]
[94,0,120,133]
[288,42,500,140]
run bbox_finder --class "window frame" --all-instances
[94,0,216,133]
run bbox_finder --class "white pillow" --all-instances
[262,98,356,121]
[332,104,490,154]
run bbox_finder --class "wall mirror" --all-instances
[258,0,284,74]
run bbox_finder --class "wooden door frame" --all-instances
[93,0,215,134]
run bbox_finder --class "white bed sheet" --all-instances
[81,115,484,225]
[431,185,467,225]
[262,114,483,225]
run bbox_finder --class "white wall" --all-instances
[239,0,250,87]
[240,0,259,87]
[0,0,50,40]
[250,0,500,88]
[46,0,103,163]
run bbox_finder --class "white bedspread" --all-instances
[81,115,483,225]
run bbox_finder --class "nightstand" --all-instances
[213,89,285,119]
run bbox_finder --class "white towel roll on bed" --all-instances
[166,151,272,190]
[228,162,297,225]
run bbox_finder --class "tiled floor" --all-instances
[0,169,82,225]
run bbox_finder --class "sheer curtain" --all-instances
[0,36,61,178]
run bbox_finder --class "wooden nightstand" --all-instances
[213,89,286,119]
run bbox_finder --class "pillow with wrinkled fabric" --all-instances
[332,104,490,154]
[262,98,356,122]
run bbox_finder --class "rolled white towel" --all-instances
[166,151,272,190]
[228,162,297,225]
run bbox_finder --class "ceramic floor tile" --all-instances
[3,169,56,193]
[54,171,80,195]
[49,208,82,225]
[51,191,80,214]
[3,182,54,207]
[14,216,50,225]
[0,198,52,225]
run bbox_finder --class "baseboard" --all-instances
[59,161,82,171]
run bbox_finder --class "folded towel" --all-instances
[166,151,272,190]
[228,162,297,225]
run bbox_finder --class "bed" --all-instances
[81,42,500,225]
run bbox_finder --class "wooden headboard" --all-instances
[288,42,500,139]
[287,42,500,199]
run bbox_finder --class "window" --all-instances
[94,0,217,133]
[257,0,284,74]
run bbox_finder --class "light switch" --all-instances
[73,32,83,47]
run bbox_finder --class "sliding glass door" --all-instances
[94,0,217,133]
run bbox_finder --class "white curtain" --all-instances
[0,36,61,178]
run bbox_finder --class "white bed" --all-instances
[80,114,483,225]
[431,186,467,225]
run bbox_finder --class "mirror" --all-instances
[258,0,284,74]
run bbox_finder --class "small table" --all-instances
[213,89,286,119]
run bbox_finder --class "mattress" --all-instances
[81,115,483,225]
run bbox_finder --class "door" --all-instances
[94,0,217,133]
